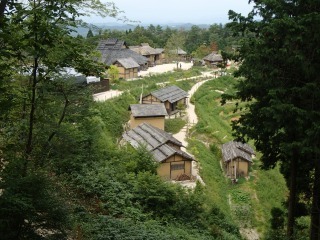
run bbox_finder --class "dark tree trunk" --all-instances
[0,0,8,19]
[287,158,297,239]
[310,155,320,240]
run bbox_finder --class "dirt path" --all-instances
[138,62,193,77]
[173,72,215,186]
[93,63,194,101]
[93,90,123,101]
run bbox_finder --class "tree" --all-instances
[108,65,120,82]
[191,44,211,59]
[185,25,204,53]
[165,31,186,68]
[0,0,123,238]
[225,1,320,239]
[87,28,94,38]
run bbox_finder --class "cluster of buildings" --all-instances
[121,84,255,181]
[93,38,253,181]
[95,38,223,80]
[122,85,195,181]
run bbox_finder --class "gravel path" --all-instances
[173,72,216,187]
[138,62,193,77]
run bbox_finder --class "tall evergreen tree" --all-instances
[225,0,320,239]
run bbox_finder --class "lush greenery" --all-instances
[226,1,320,239]
[190,76,288,238]
[0,0,241,237]
[165,118,187,134]
[84,23,241,58]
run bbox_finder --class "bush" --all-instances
[164,118,186,134]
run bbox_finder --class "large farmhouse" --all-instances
[123,123,195,180]
[221,141,255,178]
[142,86,188,115]
[203,51,223,68]
[129,43,164,66]
[96,39,149,79]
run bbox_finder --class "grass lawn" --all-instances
[189,75,288,237]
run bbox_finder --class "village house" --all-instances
[221,141,255,179]
[96,38,149,77]
[168,47,188,62]
[123,123,195,180]
[113,57,140,79]
[142,85,188,115]
[203,51,223,68]
[128,104,167,130]
[129,43,164,66]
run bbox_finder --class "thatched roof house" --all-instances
[167,47,188,62]
[123,123,194,180]
[96,38,148,70]
[203,52,223,68]
[128,104,167,129]
[129,43,164,66]
[142,85,188,115]
[221,141,255,178]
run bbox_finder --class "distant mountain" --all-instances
[73,22,211,36]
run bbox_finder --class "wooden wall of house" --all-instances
[142,95,161,104]
[225,157,250,178]
[142,96,187,115]
[155,54,163,65]
[129,115,165,130]
[157,154,192,180]
[117,66,138,79]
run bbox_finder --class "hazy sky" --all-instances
[85,0,254,24]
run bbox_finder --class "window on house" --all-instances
[171,163,184,171]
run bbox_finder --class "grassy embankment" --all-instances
[77,67,242,239]
[188,75,288,237]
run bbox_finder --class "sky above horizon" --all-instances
[85,0,254,25]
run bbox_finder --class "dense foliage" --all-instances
[225,0,320,239]
[85,23,241,57]
[0,2,243,239]
[192,76,288,237]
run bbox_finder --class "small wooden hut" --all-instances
[221,141,255,178]
[203,52,223,68]
[142,86,188,115]
[123,123,195,180]
[113,57,140,79]
[128,104,167,130]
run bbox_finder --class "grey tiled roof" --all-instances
[221,141,255,163]
[116,57,140,69]
[96,39,148,66]
[123,123,194,162]
[203,52,223,62]
[129,104,167,117]
[97,38,126,50]
[149,85,188,103]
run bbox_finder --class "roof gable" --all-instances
[129,43,159,55]
[129,104,167,117]
[97,38,126,50]
[221,141,255,163]
[96,39,148,67]
[169,47,187,55]
[149,85,188,103]
[123,123,194,162]
[203,52,223,62]
[115,57,140,69]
